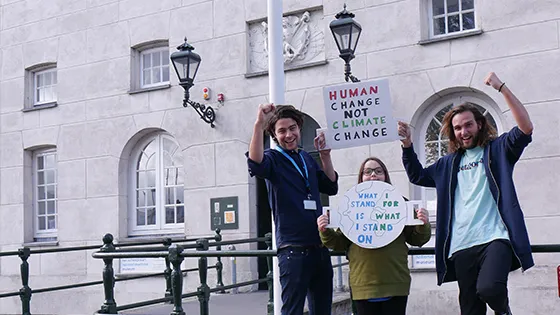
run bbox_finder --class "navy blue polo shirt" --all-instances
[247,148,338,248]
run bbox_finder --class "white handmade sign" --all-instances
[326,181,424,249]
[322,79,399,150]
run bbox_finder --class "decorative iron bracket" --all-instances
[181,87,216,128]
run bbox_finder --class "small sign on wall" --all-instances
[410,254,436,269]
[119,258,166,274]
[210,197,239,230]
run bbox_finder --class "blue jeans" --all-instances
[277,246,333,315]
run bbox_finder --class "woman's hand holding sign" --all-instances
[317,214,329,232]
[416,208,429,225]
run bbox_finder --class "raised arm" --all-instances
[249,103,275,163]
[398,121,437,187]
[484,72,533,135]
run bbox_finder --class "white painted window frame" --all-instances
[33,67,57,106]
[33,149,58,239]
[428,0,477,38]
[139,47,170,89]
[128,134,184,236]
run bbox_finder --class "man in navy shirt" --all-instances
[247,104,338,315]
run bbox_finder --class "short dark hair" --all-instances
[357,157,391,184]
[441,102,497,153]
[265,105,304,143]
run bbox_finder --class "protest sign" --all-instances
[329,180,424,249]
[322,79,399,150]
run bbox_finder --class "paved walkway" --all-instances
[123,291,268,315]
[123,290,351,315]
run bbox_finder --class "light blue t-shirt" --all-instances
[449,146,509,257]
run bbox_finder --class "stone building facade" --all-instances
[0,0,559,314]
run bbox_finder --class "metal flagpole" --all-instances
[267,0,285,314]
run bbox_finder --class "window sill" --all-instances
[418,29,483,45]
[23,240,59,248]
[128,84,171,95]
[22,102,58,112]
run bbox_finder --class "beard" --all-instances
[460,132,480,149]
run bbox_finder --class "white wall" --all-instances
[0,0,559,314]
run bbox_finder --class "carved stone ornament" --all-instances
[248,9,325,74]
[262,11,311,64]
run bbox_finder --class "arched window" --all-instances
[129,133,184,235]
[415,92,501,203]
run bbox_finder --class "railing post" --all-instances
[214,229,226,293]
[18,247,32,315]
[169,244,185,315]
[163,238,173,303]
[265,232,274,315]
[99,234,117,314]
[228,245,238,294]
[336,256,344,292]
[196,239,210,315]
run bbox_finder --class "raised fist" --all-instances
[256,103,275,126]
[484,72,504,91]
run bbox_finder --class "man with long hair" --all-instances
[247,104,338,315]
[398,72,534,315]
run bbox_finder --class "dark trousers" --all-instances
[452,239,513,315]
[354,296,408,315]
[277,246,333,315]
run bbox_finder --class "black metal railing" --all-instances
[91,239,560,315]
[2,229,560,315]
[0,229,226,315]
[91,234,274,314]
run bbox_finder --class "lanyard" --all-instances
[275,146,311,194]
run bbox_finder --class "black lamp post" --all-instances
[329,4,362,83]
[170,38,216,127]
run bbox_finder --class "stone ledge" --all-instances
[418,29,483,45]
[22,241,59,247]
[21,102,58,112]
[128,84,171,95]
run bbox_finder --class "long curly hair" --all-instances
[441,102,497,153]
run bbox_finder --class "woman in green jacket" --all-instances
[317,157,431,315]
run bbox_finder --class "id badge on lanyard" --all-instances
[275,147,317,211]
[303,199,317,210]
